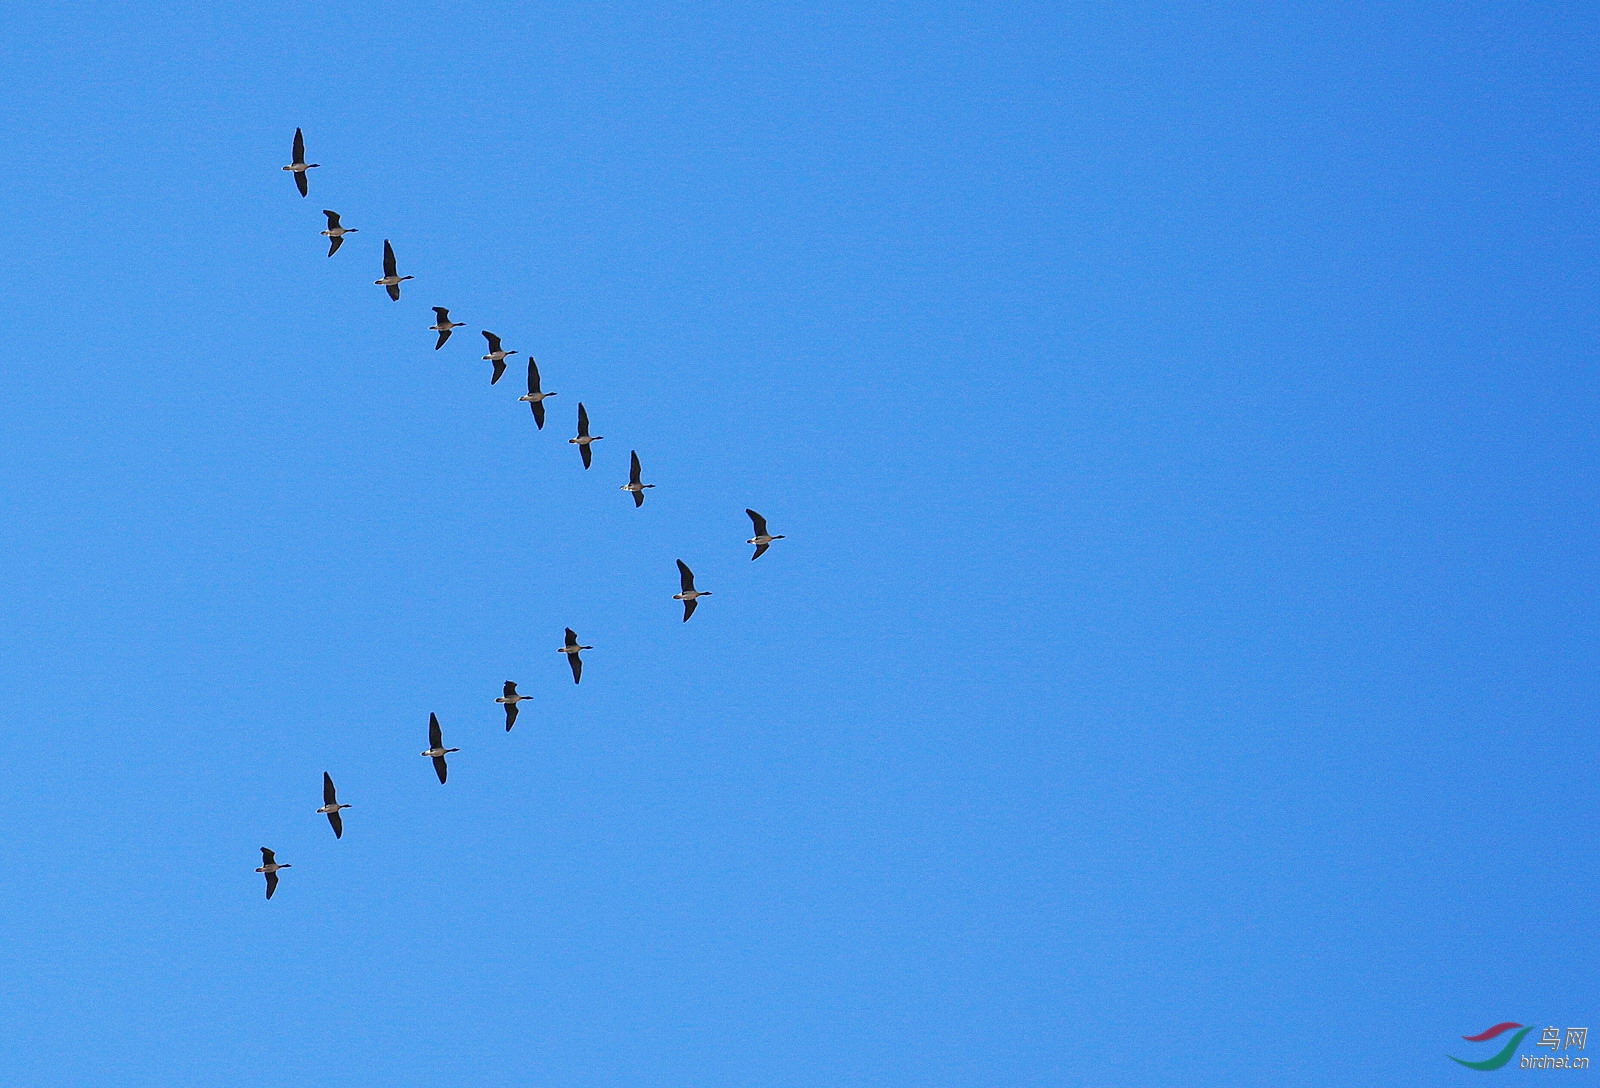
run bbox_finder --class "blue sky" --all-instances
[0,2,1594,1085]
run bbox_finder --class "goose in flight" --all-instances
[673,560,711,622]
[255,847,291,899]
[316,772,351,839]
[569,403,602,468]
[375,240,414,301]
[495,680,531,731]
[282,128,319,197]
[745,509,785,560]
[481,331,517,385]
[621,450,655,508]
[429,307,464,350]
[421,712,459,783]
[559,627,592,684]
[517,359,556,429]
[320,210,356,256]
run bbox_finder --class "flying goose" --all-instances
[320,210,356,256]
[421,712,458,783]
[559,627,592,684]
[429,307,464,350]
[481,331,517,385]
[255,847,291,899]
[569,403,602,468]
[374,240,414,301]
[495,680,531,731]
[745,509,785,560]
[517,359,556,428]
[282,128,319,197]
[621,450,655,507]
[673,559,711,622]
[317,772,351,839]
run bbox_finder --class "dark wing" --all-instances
[260,847,276,865]
[505,702,518,731]
[292,128,305,163]
[577,403,590,437]
[633,489,644,508]
[327,234,343,257]
[433,755,448,784]
[629,451,642,485]
[526,359,541,395]
[751,542,769,561]
[328,810,343,839]
[503,680,518,698]
[323,209,341,229]
[568,651,582,684]
[532,400,545,429]
[429,712,442,749]
[580,442,592,469]
[295,170,308,197]
[265,870,279,899]
[491,359,506,384]
[483,330,501,352]
[747,509,769,536]
[323,772,337,806]
[432,306,451,319]
[387,282,401,302]
[682,598,697,622]
[564,627,579,649]
[382,240,397,278]
[434,328,451,350]
[677,559,695,593]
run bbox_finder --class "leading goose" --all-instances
[429,307,464,350]
[374,240,414,301]
[421,712,459,783]
[621,450,655,508]
[282,128,319,197]
[495,680,531,731]
[517,359,556,428]
[255,847,291,899]
[481,331,517,385]
[569,403,602,468]
[316,772,351,839]
[745,509,785,560]
[673,560,711,622]
[320,210,356,256]
[559,627,592,684]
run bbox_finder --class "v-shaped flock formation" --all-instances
[257,129,787,899]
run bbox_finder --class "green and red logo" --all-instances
[1451,1023,1535,1071]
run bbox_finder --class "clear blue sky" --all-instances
[0,3,1593,1085]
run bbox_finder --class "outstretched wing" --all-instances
[292,128,305,163]
[434,328,451,350]
[482,330,501,352]
[629,450,642,485]
[580,442,592,469]
[265,870,279,899]
[382,239,397,278]
[751,541,769,561]
[429,712,442,749]
[532,400,545,429]
[677,559,695,593]
[564,627,579,649]
[682,598,697,622]
[747,509,768,537]
[526,359,541,395]
[327,234,343,257]
[328,810,343,839]
[504,702,518,731]
[568,651,583,684]
[433,755,448,784]
[386,282,400,301]
[323,772,337,806]
[261,847,276,865]
[503,680,517,698]
[491,359,506,385]
[633,489,644,508]
[323,209,341,229]
[432,306,450,319]
[577,402,590,436]
[295,170,308,197]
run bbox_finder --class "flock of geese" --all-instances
[256,129,786,899]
